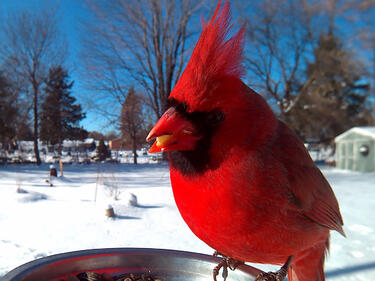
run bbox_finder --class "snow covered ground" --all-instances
[0,162,374,280]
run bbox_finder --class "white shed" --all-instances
[335,127,375,172]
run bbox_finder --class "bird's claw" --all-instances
[255,256,292,281]
[212,252,244,281]
[213,259,228,281]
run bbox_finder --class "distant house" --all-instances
[109,138,125,151]
[335,127,375,172]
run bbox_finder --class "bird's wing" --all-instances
[274,122,345,236]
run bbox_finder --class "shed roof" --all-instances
[335,127,375,142]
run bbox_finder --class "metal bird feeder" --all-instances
[1,248,263,281]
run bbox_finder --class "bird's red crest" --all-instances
[170,0,245,111]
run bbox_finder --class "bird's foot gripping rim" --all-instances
[255,256,293,281]
[212,251,244,281]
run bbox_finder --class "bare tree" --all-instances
[120,88,147,164]
[0,8,66,165]
[81,0,208,125]
[240,0,318,122]
[241,0,375,133]
[341,0,375,95]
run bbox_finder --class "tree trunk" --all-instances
[58,138,62,156]
[132,137,137,165]
[33,86,41,165]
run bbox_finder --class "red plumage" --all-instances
[147,1,344,281]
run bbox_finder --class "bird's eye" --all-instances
[179,102,188,112]
[175,102,188,113]
[206,111,225,126]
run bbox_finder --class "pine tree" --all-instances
[290,31,373,141]
[0,73,18,149]
[40,66,87,155]
[96,139,111,161]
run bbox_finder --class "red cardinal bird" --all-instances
[147,1,344,281]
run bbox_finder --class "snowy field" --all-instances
[0,162,374,280]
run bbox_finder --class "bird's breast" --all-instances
[169,152,327,263]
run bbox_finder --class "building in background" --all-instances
[335,127,375,172]
[108,138,124,151]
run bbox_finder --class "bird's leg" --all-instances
[255,256,293,281]
[212,251,244,281]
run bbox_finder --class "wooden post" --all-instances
[59,159,63,177]
[105,205,115,218]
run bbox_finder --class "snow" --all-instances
[0,163,374,280]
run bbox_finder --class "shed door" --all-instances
[338,141,354,170]
[345,142,354,170]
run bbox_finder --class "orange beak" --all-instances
[146,107,200,153]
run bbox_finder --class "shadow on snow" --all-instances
[326,261,375,278]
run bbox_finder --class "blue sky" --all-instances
[0,0,86,75]
[0,0,212,134]
[0,0,109,133]
[1,1,373,134]
[0,0,211,134]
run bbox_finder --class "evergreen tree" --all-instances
[40,66,87,155]
[96,139,111,161]
[0,72,18,149]
[290,32,373,141]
